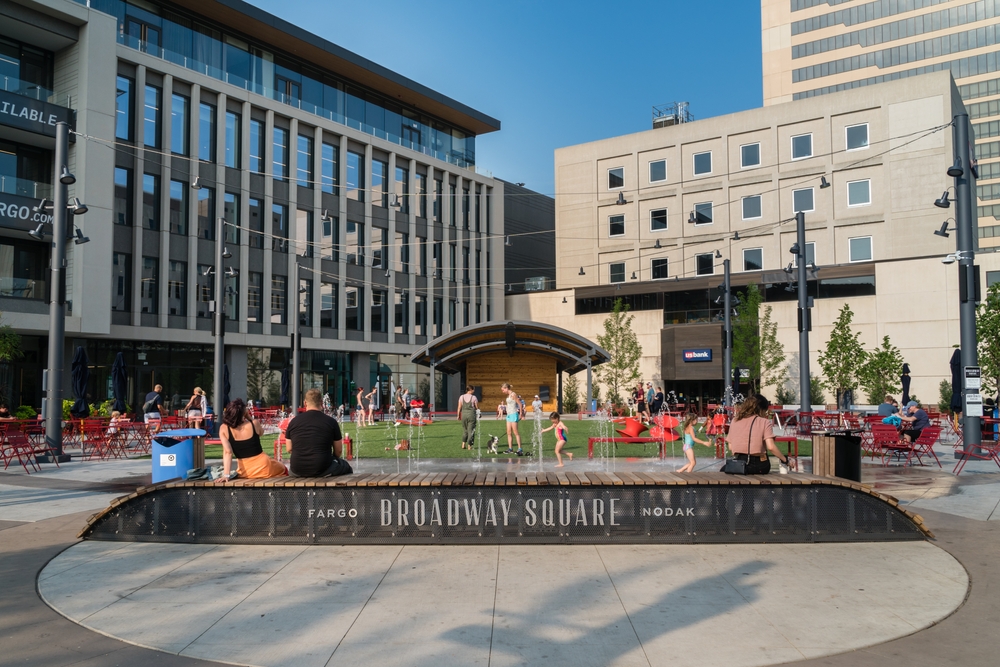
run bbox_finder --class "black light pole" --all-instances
[290,259,301,412]
[213,215,228,434]
[794,210,812,432]
[722,258,733,407]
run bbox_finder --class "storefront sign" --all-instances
[0,192,53,233]
[0,89,74,137]
[682,348,713,362]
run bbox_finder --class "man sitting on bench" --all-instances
[285,388,353,477]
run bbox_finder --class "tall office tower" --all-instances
[762,0,1000,248]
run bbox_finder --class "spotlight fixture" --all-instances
[321,209,331,221]
[201,266,215,276]
[191,177,203,190]
[783,262,793,275]
[819,176,831,189]
[630,271,637,280]
[384,269,391,278]
[562,296,567,304]
[32,198,50,213]
[298,285,308,294]
[934,191,951,209]
[59,166,76,185]
[515,182,525,187]
[933,221,951,238]
[391,194,402,208]
[732,231,741,241]
[28,223,45,240]
[947,158,964,178]
[785,283,797,292]
[808,263,820,275]
[225,267,239,277]
[615,283,621,290]
[578,266,586,276]
[654,238,662,249]
[942,254,957,265]
[505,236,513,247]
[616,192,627,206]
[714,249,722,259]
[789,242,800,255]
[70,198,88,215]
[688,211,697,224]
[73,228,90,245]
[714,295,724,305]
[222,247,232,259]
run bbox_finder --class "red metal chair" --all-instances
[871,425,902,464]
[953,438,1000,474]
[906,426,942,467]
[1,428,41,473]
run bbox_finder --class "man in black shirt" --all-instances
[143,384,165,427]
[285,388,352,477]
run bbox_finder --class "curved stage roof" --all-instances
[410,321,610,375]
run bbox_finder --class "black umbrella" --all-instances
[70,346,90,418]
[901,363,911,406]
[950,349,963,413]
[223,364,231,408]
[280,368,290,407]
[111,352,128,413]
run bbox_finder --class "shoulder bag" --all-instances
[721,417,756,475]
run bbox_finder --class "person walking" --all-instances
[456,385,479,450]
[365,387,378,426]
[677,412,709,473]
[143,384,165,430]
[501,382,524,455]
[541,412,574,467]
[355,386,365,425]
[183,387,208,430]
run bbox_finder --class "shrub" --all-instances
[938,380,953,413]
[14,405,36,420]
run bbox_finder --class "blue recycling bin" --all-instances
[151,428,207,483]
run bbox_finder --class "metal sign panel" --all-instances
[0,89,74,137]
[964,366,981,390]
[682,349,713,362]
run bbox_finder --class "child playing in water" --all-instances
[677,412,709,473]
[541,412,574,467]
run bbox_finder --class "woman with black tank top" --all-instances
[215,398,288,483]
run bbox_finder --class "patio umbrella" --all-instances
[111,352,128,413]
[901,363,911,405]
[223,364,231,408]
[70,346,90,418]
[280,368,290,407]
[950,349,963,413]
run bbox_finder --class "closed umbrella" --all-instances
[70,346,90,418]
[111,352,128,413]
[950,349,963,413]
[280,368,290,407]
[223,364,231,408]
[901,363,911,406]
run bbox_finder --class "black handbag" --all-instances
[721,417,755,475]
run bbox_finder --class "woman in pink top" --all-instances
[726,394,790,474]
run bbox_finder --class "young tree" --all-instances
[858,336,905,404]
[595,299,642,406]
[817,304,865,406]
[977,282,1000,398]
[759,305,786,395]
[732,284,764,389]
[810,373,826,405]
[0,312,21,406]
[246,347,271,402]
[563,373,580,413]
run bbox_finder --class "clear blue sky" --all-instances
[247,0,763,196]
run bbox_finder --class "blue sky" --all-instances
[247,0,763,195]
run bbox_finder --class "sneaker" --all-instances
[516,449,524,456]
[505,448,514,454]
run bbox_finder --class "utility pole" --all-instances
[291,260,301,413]
[795,210,812,432]
[213,215,226,434]
[722,258,733,407]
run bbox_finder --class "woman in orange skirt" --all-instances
[215,398,287,483]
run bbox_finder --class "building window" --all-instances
[416,295,427,336]
[372,159,388,207]
[694,201,713,225]
[462,246,470,284]
[791,133,812,159]
[419,236,428,276]
[321,213,338,261]
[793,241,816,267]
[116,76,133,141]
[249,119,264,173]
[449,243,457,282]
[475,249,481,285]
[396,166,410,214]
[371,290,387,333]
[196,264,213,318]
[395,290,408,335]
[271,274,287,324]
[197,187,215,240]
[223,192,239,244]
[792,187,814,213]
[295,210,313,257]
[649,159,666,183]
[168,260,186,316]
[297,277,311,326]
[247,272,262,322]
[742,195,762,220]
[346,221,362,265]
[416,172,427,218]
[320,282,337,329]
[609,262,625,284]
[346,287,362,331]
[609,214,625,237]
[272,203,288,252]
[696,253,714,276]
[142,174,159,230]
[608,167,624,189]
[450,180,457,225]
[143,84,161,148]
[347,150,364,201]
[169,179,186,234]
[433,242,442,277]
[273,127,288,180]
[846,123,869,151]
[448,300,456,330]
[433,297,443,336]
[395,232,409,273]
[849,236,872,263]
[224,111,241,168]
[0,237,46,300]
[463,187,470,228]
[140,257,158,314]
[297,134,313,188]
[171,93,188,155]
[111,252,129,311]
[847,179,871,207]
[114,167,132,226]
[650,208,667,231]
[321,142,337,194]
[372,227,388,268]
[740,143,760,168]
[651,258,668,280]
[198,102,215,161]
[248,197,264,249]
[226,271,239,321]
[693,151,712,175]
[434,178,443,221]
[987,270,1000,287]
[743,248,763,272]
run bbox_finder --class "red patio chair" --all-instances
[871,425,902,464]
[1,429,41,473]
[906,426,942,467]
[953,438,1000,474]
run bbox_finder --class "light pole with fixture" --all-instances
[721,258,733,406]
[792,211,812,430]
[211,215,233,434]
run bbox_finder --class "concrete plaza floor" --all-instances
[3,439,1000,666]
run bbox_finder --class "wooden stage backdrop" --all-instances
[465,350,559,414]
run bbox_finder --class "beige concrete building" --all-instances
[762,0,1000,249]
[508,71,999,406]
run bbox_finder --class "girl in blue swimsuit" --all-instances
[677,412,709,473]
[542,412,574,467]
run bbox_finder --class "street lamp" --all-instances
[720,258,734,406]
[791,211,812,430]
[207,215,235,433]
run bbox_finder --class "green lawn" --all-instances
[198,418,812,460]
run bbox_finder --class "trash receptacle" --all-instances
[151,428,207,483]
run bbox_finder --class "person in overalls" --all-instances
[456,385,479,450]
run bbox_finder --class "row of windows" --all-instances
[979,182,1000,200]
[88,0,476,167]
[792,0,951,36]
[976,139,1000,159]
[603,179,872,237]
[959,73,1000,99]
[605,126,869,189]
[968,97,1000,120]
[976,159,1000,180]
[978,202,1000,217]
[792,22,1000,83]
[795,48,1000,99]
[979,223,1000,236]
[792,0,994,59]
[791,0,853,12]
[604,237,873,284]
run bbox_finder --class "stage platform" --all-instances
[80,470,932,545]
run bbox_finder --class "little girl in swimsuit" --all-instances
[677,412,709,473]
[541,412,574,467]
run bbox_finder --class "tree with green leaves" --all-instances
[818,304,865,406]
[563,373,580,413]
[858,336,905,404]
[759,305,786,395]
[246,347,271,403]
[0,312,22,406]
[732,284,764,389]
[595,298,642,407]
[977,282,1000,398]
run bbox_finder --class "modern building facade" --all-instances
[499,179,555,294]
[0,0,504,414]
[507,71,999,405]
[762,0,1000,250]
